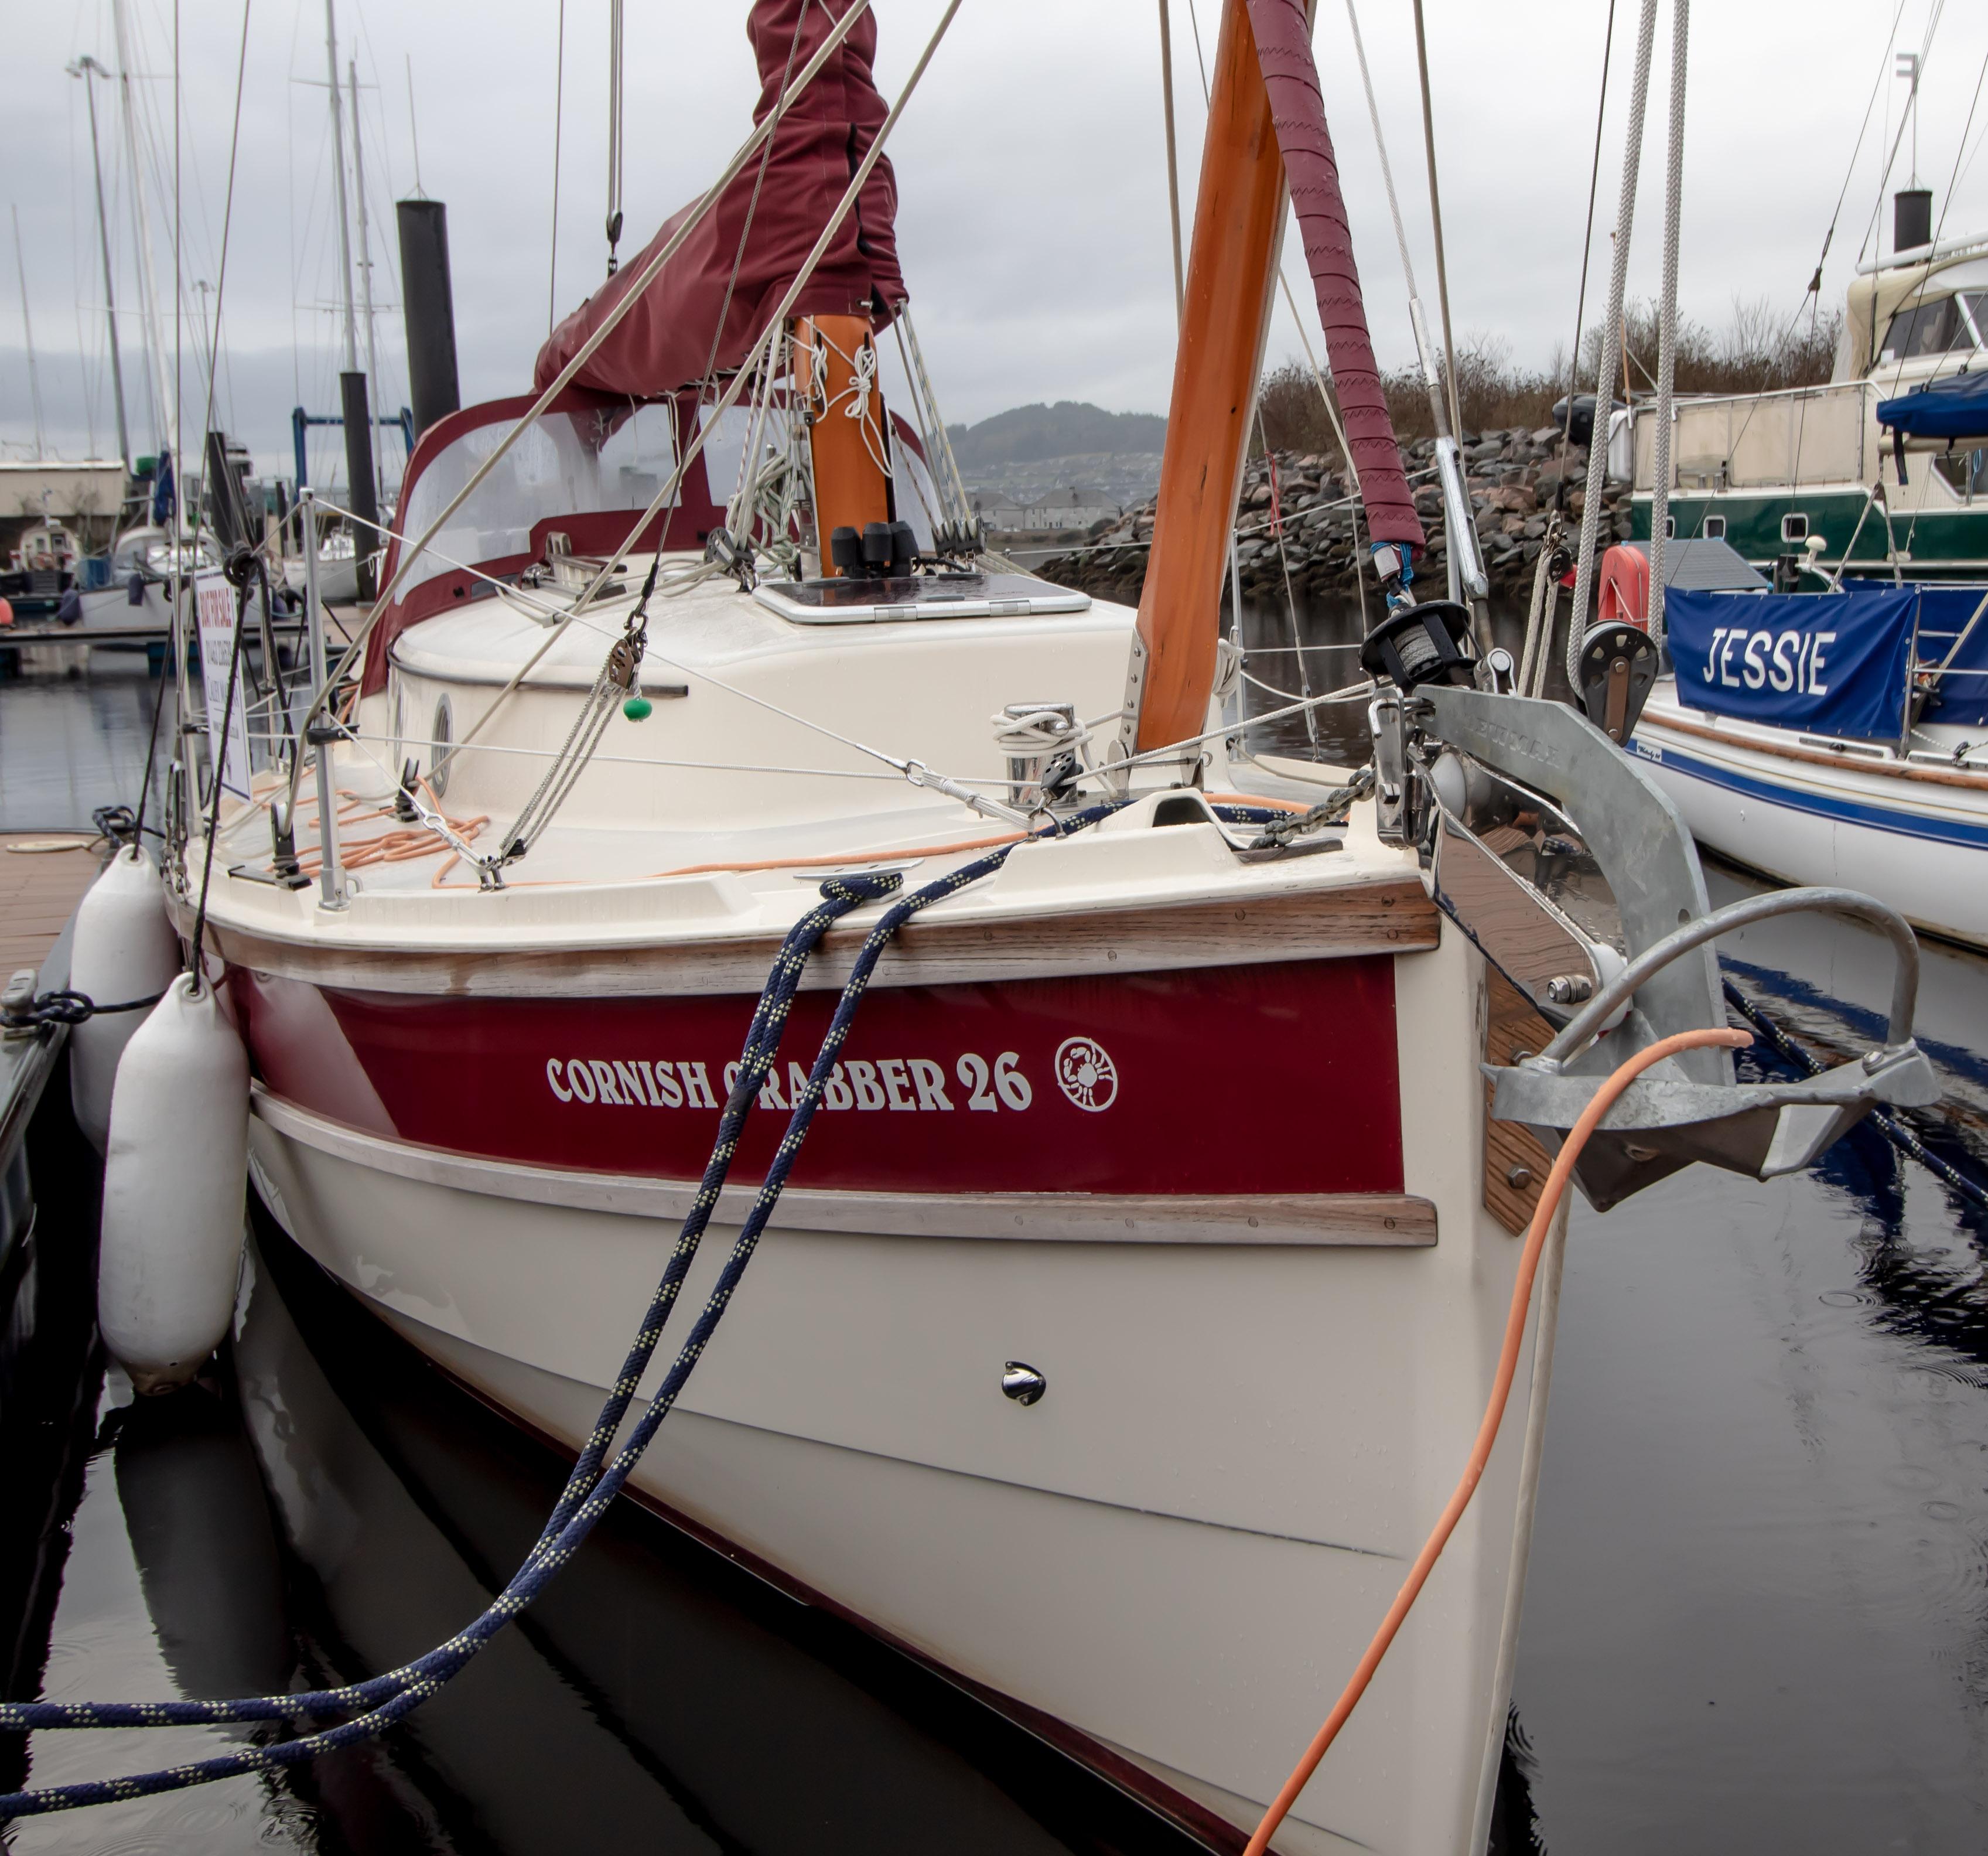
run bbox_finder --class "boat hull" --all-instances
[1632,693,1988,949]
[1630,485,1988,579]
[234,924,1549,1855]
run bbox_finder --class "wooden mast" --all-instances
[795,312,893,573]
[1123,0,1297,756]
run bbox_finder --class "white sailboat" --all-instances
[31,2,1935,1850]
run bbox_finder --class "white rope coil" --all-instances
[991,705,1092,759]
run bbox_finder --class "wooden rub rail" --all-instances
[254,1086,1439,1246]
[1644,709,1988,794]
[202,875,1444,998]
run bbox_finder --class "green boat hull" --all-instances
[1630,488,1988,579]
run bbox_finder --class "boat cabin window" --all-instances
[1781,513,1809,542]
[1876,294,1983,367]
[1702,514,1727,539]
[394,402,682,599]
[753,570,1090,626]
[1932,448,1988,498]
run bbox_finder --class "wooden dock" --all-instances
[1,835,100,981]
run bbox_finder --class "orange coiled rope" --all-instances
[1243,1022,1753,1856]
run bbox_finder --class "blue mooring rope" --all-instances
[0,805,1130,1818]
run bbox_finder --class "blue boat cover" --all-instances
[1666,586,1915,739]
[1903,584,1988,729]
[1875,369,1988,443]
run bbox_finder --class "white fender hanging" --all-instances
[98,974,251,1396]
[69,845,182,1152]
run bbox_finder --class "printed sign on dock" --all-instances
[194,569,254,803]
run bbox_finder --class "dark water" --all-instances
[0,650,173,835]
[5,650,1988,1851]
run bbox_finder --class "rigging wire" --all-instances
[406,53,423,195]
[605,0,624,273]
[1158,0,1184,323]
[1408,0,1460,445]
[701,0,809,432]
[558,0,966,621]
[1854,0,1948,268]
[1886,45,1988,567]
[548,0,564,335]
[1553,0,1617,528]
[1682,1,1910,559]
[1568,0,1660,670]
[283,0,885,793]
[1645,0,1689,649]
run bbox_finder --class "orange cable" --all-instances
[1242,1022,1753,1856]
[415,797,1311,893]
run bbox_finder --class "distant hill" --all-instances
[946,401,1166,467]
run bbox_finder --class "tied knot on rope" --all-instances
[0,988,165,1033]
[91,803,142,849]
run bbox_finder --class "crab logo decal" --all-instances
[1054,1036,1118,1113]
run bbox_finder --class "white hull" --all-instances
[76,578,175,636]
[283,551,360,605]
[240,927,1551,1856]
[1632,684,1988,950]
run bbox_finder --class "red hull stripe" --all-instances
[231,957,1405,1197]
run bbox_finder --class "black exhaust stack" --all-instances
[1894,189,1933,257]
[340,371,381,604]
[397,198,461,440]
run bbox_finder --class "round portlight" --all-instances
[429,694,453,799]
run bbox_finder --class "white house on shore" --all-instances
[969,485,1123,532]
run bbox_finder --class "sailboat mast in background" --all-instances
[110,0,173,462]
[10,206,47,461]
[70,55,133,478]
[323,0,380,598]
[350,60,386,504]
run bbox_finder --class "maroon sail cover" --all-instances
[533,0,907,398]
[1245,0,1424,554]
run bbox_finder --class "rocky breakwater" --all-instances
[1034,428,1635,609]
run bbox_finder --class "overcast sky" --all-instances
[5,0,1987,479]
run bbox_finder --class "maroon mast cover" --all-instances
[533,0,907,398]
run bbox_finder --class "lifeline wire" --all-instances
[0,808,1122,1818]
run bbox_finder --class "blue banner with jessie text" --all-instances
[1663,586,1915,742]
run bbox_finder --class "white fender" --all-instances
[69,845,182,1152]
[99,974,251,1395]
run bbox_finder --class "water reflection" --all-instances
[192,1225,1208,1851]
[1514,867,1988,1853]
[0,651,173,834]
